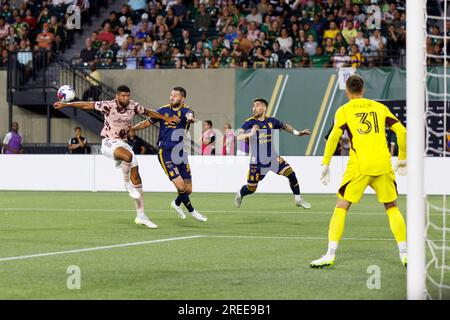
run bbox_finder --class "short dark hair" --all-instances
[173,86,186,97]
[75,126,81,131]
[252,98,269,107]
[346,74,364,94]
[117,85,131,93]
[204,120,212,127]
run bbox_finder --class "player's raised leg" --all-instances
[311,198,351,268]
[129,166,157,229]
[277,159,311,209]
[235,164,260,208]
[114,146,141,200]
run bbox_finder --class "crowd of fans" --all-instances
[74,0,407,70]
[1,0,448,72]
[0,0,107,70]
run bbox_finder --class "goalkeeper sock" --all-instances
[327,207,348,256]
[386,206,407,248]
[240,185,256,197]
[176,191,194,213]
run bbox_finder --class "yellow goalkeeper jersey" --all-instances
[322,98,406,176]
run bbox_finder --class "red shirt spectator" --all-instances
[97,22,115,45]
[222,123,235,155]
[36,23,55,49]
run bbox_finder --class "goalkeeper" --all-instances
[311,74,408,268]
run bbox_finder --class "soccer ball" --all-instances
[57,85,75,102]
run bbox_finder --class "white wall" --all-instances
[0,155,448,195]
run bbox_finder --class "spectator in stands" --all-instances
[195,3,211,33]
[276,28,293,54]
[115,26,129,47]
[128,0,147,13]
[36,23,54,50]
[83,63,102,101]
[124,16,136,35]
[206,0,220,26]
[332,46,351,69]
[310,46,330,68]
[303,34,317,56]
[68,127,88,154]
[181,44,198,69]
[17,39,33,84]
[142,47,158,69]
[49,15,66,52]
[2,121,23,154]
[246,6,262,25]
[341,21,358,44]
[178,29,193,53]
[134,13,153,36]
[80,37,98,65]
[200,120,216,155]
[116,41,130,63]
[127,129,146,155]
[126,47,139,69]
[350,44,363,68]
[324,21,339,40]
[171,0,187,19]
[95,41,114,66]
[222,123,235,156]
[0,16,10,41]
[97,22,114,46]
[360,37,376,66]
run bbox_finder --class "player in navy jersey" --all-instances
[235,98,312,209]
[133,87,207,222]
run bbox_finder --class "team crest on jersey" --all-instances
[268,123,273,129]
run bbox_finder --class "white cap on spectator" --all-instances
[142,13,148,20]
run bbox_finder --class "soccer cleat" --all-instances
[134,216,158,229]
[295,198,312,209]
[400,253,408,267]
[125,183,140,200]
[234,191,242,208]
[171,201,186,219]
[190,210,208,222]
[310,255,335,268]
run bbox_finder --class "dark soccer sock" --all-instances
[176,191,194,212]
[286,171,300,195]
[240,185,256,197]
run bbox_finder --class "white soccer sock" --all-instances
[121,161,132,185]
[326,241,339,257]
[295,194,302,202]
[133,184,146,219]
[398,241,407,255]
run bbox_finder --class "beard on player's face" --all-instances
[116,93,130,107]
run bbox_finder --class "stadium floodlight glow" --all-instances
[406,0,426,300]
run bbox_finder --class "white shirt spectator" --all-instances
[303,40,317,56]
[246,12,262,25]
[369,34,387,51]
[115,34,129,47]
[276,36,293,54]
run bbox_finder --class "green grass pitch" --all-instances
[0,191,439,299]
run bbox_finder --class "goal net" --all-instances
[409,0,450,300]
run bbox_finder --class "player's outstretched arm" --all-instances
[236,126,258,141]
[144,108,180,125]
[53,101,94,110]
[133,119,153,131]
[282,123,311,136]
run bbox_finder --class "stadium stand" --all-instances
[64,0,407,70]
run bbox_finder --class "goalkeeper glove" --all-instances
[394,160,407,176]
[320,165,330,185]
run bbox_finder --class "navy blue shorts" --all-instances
[157,148,191,181]
[247,156,290,184]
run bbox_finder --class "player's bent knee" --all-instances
[247,184,257,193]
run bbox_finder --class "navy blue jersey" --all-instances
[149,104,194,150]
[240,116,284,165]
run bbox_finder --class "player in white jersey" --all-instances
[54,85,180,229]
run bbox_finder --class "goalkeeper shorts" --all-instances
[337,170,398,204]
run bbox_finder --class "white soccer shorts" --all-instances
[101,138,138,168]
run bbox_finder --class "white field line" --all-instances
[203,235,394,241]
[0,207,421,216]
[0,235,204,262]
